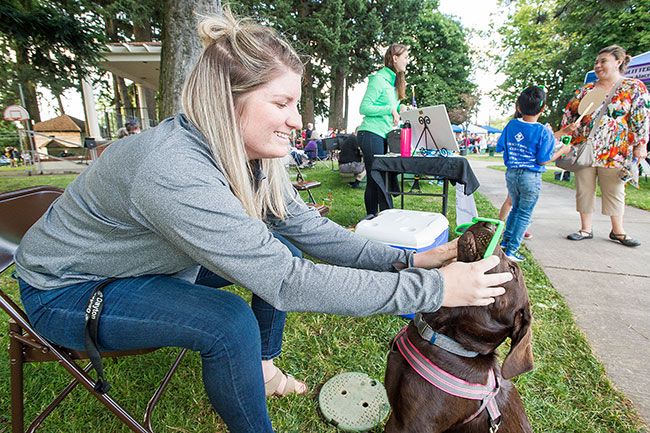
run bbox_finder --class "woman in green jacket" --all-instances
[358,44,409,216]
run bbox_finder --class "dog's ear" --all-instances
[501,306,534,379]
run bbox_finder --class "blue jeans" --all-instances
[358,130,390,216]
[503,169,542,254]
[18,234,302,433]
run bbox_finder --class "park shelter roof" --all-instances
[100,42,161,89]
[34,114,85,132]
[584,50,650,85]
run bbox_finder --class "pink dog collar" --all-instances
[394,327,502,430]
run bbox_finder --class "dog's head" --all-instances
[426,221,534,379]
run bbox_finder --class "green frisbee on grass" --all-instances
[318,372,390,432]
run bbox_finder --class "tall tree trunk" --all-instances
[134,22,153,41]
[134,21,157,123]
[327,80,335,130]
[144,88,157,124]
[112,74,124,128]
[21,81,40,124]
[55,93,66,115]
[328,66,345,130]
[105,15,119,42]
[160,0,220,118]
[105,16,123,128]
[117,77,133,120]
[301,62,315,127]
[343,84,349,131]
[14,45,41,123]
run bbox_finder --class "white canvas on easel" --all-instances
[400,104,459,153]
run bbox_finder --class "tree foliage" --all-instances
[496,0,650,127]
[232,0,475,129]
[407,2,477,115]
[0,0,478,130]
[0,0,106,122]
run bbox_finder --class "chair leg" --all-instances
[26,363,92,433]
[9,336,185,433]
[307,189,316,204]
[40,345,151,433]
[144,349,188,431]
[9,331,25,433]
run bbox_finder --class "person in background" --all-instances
[116,119,142,139]
[9,147,19,166]
[304,122,313,142]
[338,130,365,188]
[125,120,141,135]
[561,45,649,247]
[499,110,533,240]
[116,127,129,139]
[496,86,572,262]
[469,133,477,153]
[14,10,512,433]
[304,131,319,161]
[358,43,409,217]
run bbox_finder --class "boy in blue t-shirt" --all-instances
[496,86,570,262]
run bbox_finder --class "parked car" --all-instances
[0,156,12,166]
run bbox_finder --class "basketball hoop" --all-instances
[3,105,30,122]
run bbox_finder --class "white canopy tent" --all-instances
[464,124,489,134]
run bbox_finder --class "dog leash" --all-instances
[84,277,116,394]
[394,327,502,431]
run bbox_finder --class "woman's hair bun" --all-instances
[622,54,632,70]
[197,8,246,48]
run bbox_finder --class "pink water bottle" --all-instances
[400,121,412,157]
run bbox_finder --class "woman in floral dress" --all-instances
[561,45,649,247]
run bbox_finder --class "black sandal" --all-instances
[609,231,640,247]
[567,230,593,241]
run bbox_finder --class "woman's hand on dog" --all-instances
[413,238,458,268]
[439,255,511,307]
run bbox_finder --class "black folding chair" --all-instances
[0,186,187,433]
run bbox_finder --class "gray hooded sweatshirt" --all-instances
[15,115,444,316]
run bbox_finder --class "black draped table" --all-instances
[370,156,480,216]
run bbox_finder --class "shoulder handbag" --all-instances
[556,78,624,172]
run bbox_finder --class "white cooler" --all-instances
[355,209,449,253]
[356,209,449,320]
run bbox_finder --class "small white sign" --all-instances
[3,104,30,121]
[400,104,459,153]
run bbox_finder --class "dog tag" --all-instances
[318,372,390,432]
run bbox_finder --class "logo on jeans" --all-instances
[515,132,524,142]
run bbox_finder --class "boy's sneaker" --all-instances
[505,250,525,262]
[523,231,533,240]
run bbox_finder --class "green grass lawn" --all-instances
[488,164,650,211]
[0,163,647,432]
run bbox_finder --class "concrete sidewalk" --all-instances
[0,160,87,177]
[469,158,650,427]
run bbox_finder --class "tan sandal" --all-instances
[264,368,308,397]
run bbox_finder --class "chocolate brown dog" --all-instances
[385,221,533,432]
